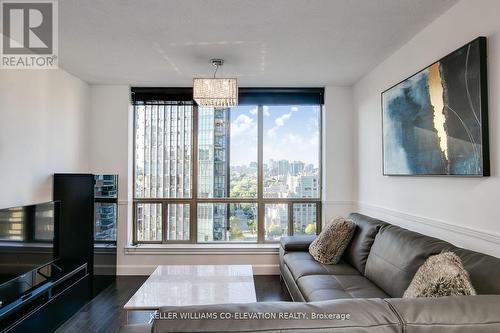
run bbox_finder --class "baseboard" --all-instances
[117,264,279,276]
[252,264,280,275]
[356,202,500,258]
[124,244,279,255]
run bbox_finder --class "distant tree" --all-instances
[305,223,316,235]
[247,219,256,233]
[229,216,244,240]
[229,172,257,198]
[268,224,284,238]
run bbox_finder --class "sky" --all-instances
[230,105,320,166]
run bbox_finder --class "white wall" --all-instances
[0,69,89,207]
[88,86,131,200]
[87,85,134,274]
[88,85,133,276]
[353,0,500,257]
[322,86,355,222]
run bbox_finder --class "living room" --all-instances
[1,0,499,332]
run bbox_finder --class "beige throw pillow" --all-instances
[403,251,476,298]
[308,217,356,264]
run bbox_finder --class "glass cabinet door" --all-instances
[94,174,118,199]
[94,202,117,242]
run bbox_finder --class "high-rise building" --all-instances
[288,173,319,234]
[277,159,290,179]
[290,161,305,175]
[268,159,278,177]
[135,103,192,241]
[293,203,317,234]
[290,174,319,198]
[197,107,230,241]
[304,163,315,173]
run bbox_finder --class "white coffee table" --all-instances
[124,265,256,321]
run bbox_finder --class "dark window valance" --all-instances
[131,87,193,104]
[131,87,324,105]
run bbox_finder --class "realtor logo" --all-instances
[1,0,58,69]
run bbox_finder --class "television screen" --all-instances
[0,202,59,286]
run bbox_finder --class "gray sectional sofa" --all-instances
[120,213,500,333]
[280,213,500,302]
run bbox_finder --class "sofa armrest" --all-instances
[152,298,400,333]
[387,295,500,332]
[280,235,316,252]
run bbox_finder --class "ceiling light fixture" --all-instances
[193,59,238,107]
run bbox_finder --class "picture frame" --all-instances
[381,37,489,176]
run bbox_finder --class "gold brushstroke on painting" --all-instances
[428,63,449,161]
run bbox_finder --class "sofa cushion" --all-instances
[343,213,388,274]
[281,263,307,302]
[365,224,454,297]
[309,217,356,264]
[403,252,476,298]
[284,252,360,280]
[297,275,388,302]
[452,247,500,295]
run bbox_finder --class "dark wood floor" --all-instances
[55,275,291,333]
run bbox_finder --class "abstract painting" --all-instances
[382,37,489,176]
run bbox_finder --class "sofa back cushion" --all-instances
[452,247,500,295]
[343,213,387,274]
[387,295,500,332]
[364,224,454,297]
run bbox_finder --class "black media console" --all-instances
[0,173,117,332]
[0,261,88,333]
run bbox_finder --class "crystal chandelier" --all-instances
[193,59,238,107]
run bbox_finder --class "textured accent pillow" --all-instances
[308,217,356,264]
[403,252,476,298]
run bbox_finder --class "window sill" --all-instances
[124,243,280,255]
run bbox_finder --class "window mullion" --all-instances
[133,201,137,244]
[318,105,323,231]
[162,202,167,243]
[257,105,264,244]
[316,202,322,234]
[191,105,199,243]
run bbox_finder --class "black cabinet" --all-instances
[53,174,95,276]
[53,173,117,296]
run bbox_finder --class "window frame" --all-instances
[132,98,323,244]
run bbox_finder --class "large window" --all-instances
[133,88,322,244]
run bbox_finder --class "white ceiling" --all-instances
[59,0,457,86]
